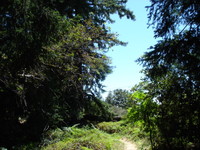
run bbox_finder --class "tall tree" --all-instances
[0,0,135,148]
[105,89,131,108]
[138,0,200,149]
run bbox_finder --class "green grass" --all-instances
[40,125,124,150]
[18,121,151,150]
[96,121,151,150]
[96,121,123,134]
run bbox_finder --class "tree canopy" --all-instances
[134,0,200,149]
[105,89,131,108]
[0,0,134,148]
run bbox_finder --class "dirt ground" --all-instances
[120,138,137,150]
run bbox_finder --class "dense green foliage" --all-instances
[105,89,131,108]
[126,83,159,149]
[104,89,132,120]
[2,0,199,149]
[126,0,200,149]
[0,0,134,148]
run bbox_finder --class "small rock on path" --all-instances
[120,138,137,150]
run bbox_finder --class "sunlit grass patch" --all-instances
[96,121,124,134]
[96,120,151,150]
[41,126,123,150]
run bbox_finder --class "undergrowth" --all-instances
[18,125,123,150]
[96,121,151,150]
[18,121,150,150]
[42,125,123,150]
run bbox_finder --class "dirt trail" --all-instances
[120,138,137,150]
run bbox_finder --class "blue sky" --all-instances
[102,0,157,98]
